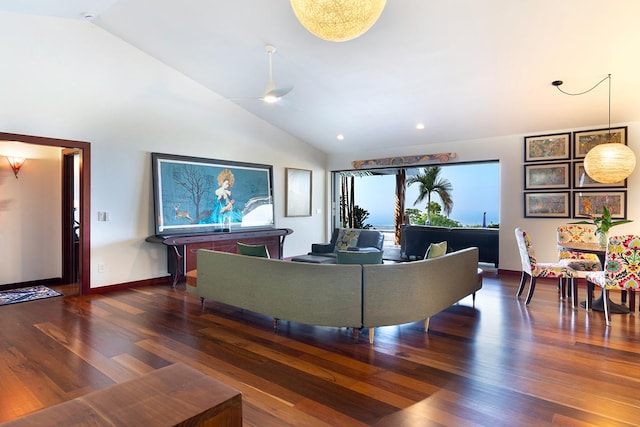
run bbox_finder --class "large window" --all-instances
[334,161,500,230]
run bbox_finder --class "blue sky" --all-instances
[353,162,500,228]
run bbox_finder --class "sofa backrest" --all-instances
[400,225,451,259]
[361,247,480,328]
[196,250,363,327]
[401,225,499,266]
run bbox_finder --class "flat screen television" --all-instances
[151,152,274,236]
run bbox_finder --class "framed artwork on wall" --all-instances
[151,152,274,236]
[573,162,626,189]
[523,133,571,162]
[574,191,627,219]
[524,162,570,190]
[524,191,571,218]
[573,126,627,158]
[285,167,312,217]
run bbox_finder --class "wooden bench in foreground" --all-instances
[0,363,242,427]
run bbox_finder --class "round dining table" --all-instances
[557,241,630,314]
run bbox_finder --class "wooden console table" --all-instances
[0,363,242,427]
[147,228,293,287]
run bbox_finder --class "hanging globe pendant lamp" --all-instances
[584,141,636,184]
[290,0,387,42]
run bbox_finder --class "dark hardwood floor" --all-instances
[1,271,639,426]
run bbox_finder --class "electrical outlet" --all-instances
[98,263,105,273]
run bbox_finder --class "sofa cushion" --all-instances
[337,250,383,265]
[357,229,385,250]
[334,228,361,251]
[425,241,447,259]
[347,246,380,253]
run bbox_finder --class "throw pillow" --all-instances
[334,228,361,251]
[425,241,447,259]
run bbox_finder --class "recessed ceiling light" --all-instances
[416,123,425,130]
[81,12,96,21]
[336,134,345,140]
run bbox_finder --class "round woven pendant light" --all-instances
[290,0,387,42]
[584,142,636,183]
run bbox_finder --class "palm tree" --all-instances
[406,166,453,225]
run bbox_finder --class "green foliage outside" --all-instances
[406,166,453,225]
[352,205,373,229]
[405,205,462,227]
[405,204,499,228]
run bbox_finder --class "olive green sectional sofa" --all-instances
[189,247,481,344]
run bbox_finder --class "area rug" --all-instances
[0,285,63,306]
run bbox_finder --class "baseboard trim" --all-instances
[87,276,171,294]
[0,277,62,291]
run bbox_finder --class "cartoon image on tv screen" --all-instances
[152,153,274,235]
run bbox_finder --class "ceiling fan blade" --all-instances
[266,86,293,98]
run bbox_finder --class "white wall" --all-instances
[328,122,640,272]
[0,143,61,284]
[0,12,327,288]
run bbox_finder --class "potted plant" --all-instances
[572,198,632,247]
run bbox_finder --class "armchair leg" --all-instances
[273,318,279,333]
[586,281,594,310]
[424,317,430,333]
[603,289,612,326]
[630,291,636,312]
[517,272,528,297]
[369,328,375,344]
[559,278,566,299]
[571,278,578,309]
[525,277,537,305]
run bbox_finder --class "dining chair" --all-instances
[585,235,640,326]
[514,228,577,306]
[556,224,602,298]
[237,242,270,258]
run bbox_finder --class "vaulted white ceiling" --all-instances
[3,0,640,155]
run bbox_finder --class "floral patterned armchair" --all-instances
[515,227,577,306]
[556,224,602,298]
[556,224,602,272]
[585,235,640,326]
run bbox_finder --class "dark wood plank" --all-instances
[0,363,242,427]
[1,271,640,426]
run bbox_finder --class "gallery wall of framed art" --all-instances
[522,127,628,219]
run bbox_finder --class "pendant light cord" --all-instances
[553,74,610,96]
[553,73,612,134]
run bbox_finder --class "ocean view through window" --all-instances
[351,162,499,230]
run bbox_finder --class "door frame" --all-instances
[0,132,91,295]
[61,149,79,284]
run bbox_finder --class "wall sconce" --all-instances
[6,156,25,179]
[552,74,636,183]
[290,0,387,42]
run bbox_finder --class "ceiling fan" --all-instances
[260,44,293,104]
